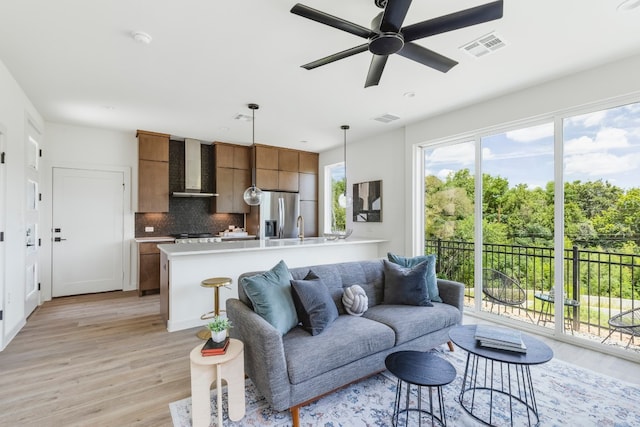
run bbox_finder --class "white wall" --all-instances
[40,123,137,300]
[0,59,44,350]
[319,52,640,260]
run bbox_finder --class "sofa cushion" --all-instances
[363,302,462,345]
[383,259,432,306]
[288,260,385,313]
[241,260,298,335]
[283,315,395,384]
[388,252,442,302]
[291,271,339,336]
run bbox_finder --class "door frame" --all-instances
[43,164,133,301]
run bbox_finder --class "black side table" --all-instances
[385,351,456,427]
[449,325,553,427]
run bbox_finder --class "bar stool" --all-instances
[196,277,232,340]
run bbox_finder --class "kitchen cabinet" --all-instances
[137,130,169,212]
[300,200,318,237]
[299,151,319,174]
[212,142,251,213]
[279,149,299,172]
[299,172,317,201]
[138,242,161,296]
[254,145,278,170]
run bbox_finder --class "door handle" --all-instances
[54,237,67,242]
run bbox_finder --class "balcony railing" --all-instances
[426,239,640,348]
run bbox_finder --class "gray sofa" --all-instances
[226,259,464,427]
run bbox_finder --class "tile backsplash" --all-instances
[134,139,244,237]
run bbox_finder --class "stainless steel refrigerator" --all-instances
[246,191,300,239]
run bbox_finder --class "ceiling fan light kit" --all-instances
[291,0,504,87]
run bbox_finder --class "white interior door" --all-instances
[0,131,6,341]
[52,168,124,297]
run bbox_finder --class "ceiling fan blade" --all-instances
[291,3,372,39]
[379,0,413,33]
[365,55,389,88]
[301,44,369,70]
[402,0,504,42]
[398,42,458,73]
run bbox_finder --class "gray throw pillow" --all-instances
[387,252,442,302]
[383,259,433,307]
[291,270,339,336]
[241,260,298,335]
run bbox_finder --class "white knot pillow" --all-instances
[342,285,368,316]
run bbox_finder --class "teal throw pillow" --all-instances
[383,260,433,306]
[387,252,441,302]
[241,260,298,335]
[291,270,339,336]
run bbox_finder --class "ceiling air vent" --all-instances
[373,113,401,124]
[460,32,506,58]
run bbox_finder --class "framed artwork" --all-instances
[353,180,382,222]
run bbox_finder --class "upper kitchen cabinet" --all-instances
[137,130,169,212]
[299,151,319,174]
[212,142,251,213]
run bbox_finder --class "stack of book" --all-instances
[201,337,230,356]
[474,325,527,353]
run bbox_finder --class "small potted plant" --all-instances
[207,316,232,342]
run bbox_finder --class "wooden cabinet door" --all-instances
[138,131,169,162]
[299,172,317,201]
[138,159,169,212]
[232,168,250,213]
[279,150,299,172]
[233,145,250,170]
[299,151,319,174]
[300,200,318,237]
[139,242,161,296]
[255,146,278,170]
[215,144,235,168]
[256,169,278,190]
[278,171,299,192]
[213,167,234,213]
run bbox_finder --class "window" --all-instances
[421,98,640,351]
[325,162,346,232]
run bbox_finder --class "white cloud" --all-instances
[506,123,554,142]
[565,152,640,176]
[437,168,455,180]
[566,110,608,128]
[426,142,475,165]
[564,127,629,155]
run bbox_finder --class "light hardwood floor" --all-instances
[0,291,197,427]
[1,291,638,427]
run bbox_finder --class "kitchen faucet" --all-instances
[297,215,304,240]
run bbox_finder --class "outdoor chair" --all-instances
[482,268,534,322]
[601,306,640,349]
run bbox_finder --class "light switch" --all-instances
[145,226,154,232]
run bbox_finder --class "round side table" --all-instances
[189,338,245,427]
[385,351,456,427]
[197,277,232,340]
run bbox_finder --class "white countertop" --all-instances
[158,237,385,257]
[134,236,175,243]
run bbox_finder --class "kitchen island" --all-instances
[158,237,386,332]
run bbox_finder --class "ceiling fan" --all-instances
[290,0,504,88]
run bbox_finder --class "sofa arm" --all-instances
[437,279,465,315]
[226,298,291,410]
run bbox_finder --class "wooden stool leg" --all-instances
[190,361,216,427]
[224,350,246,421]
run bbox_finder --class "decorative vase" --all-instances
[211,330,227,343]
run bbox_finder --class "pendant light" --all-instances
[338,125,352,208]
[243,103,263,206]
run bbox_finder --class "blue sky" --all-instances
[425,101,640,190]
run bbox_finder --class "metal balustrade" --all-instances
[426,239,640,348]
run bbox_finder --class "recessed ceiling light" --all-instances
[403,91,416,98]
[299,140,308,144]
[218,126,230,132]
[617,0,640,11]
[131,31,152,44]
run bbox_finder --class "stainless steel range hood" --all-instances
[172,138,218,198]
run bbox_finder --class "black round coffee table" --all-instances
[449,325,553,427]
[385,351,457,427]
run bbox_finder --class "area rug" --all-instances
[170,345,640,427]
